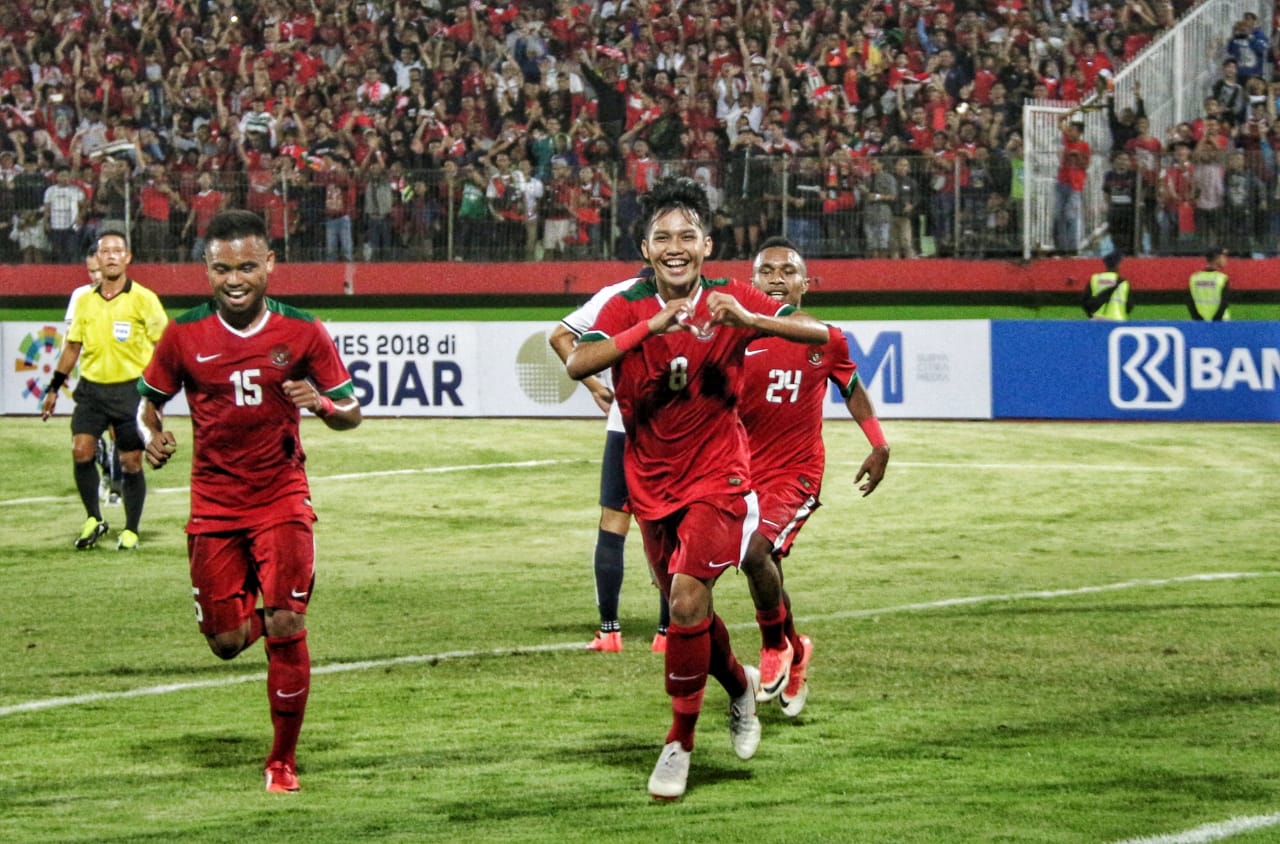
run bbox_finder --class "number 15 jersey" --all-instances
[139,299,356,533]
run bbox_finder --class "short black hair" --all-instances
[96,225,129,247]
[1103,250,1121,270]
[757,236,798,254]
[639,176,711,238]
[205,209,268,244]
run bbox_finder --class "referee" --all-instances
[42,227,168,550]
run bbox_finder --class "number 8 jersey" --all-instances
[139,299,357,532]
[582,275,793,520]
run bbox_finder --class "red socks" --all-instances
[756,602,788,650]
[265,630,310,766]
[664,618,711,750]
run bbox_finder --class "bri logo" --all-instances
[1109,327,1184,409]
[1109,326,1280,411]
[841,330,903,404]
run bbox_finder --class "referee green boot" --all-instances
[75,517,109,550]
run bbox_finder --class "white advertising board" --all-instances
[3,320,992,419]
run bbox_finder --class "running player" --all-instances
[565,177,829,800]
[138,209,362,793]
[737,237,890,717]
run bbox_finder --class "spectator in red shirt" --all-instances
[182,171,225,261]
[1054,114,1091,254]
[137,163,185,262]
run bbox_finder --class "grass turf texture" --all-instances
[1,418,1277,843]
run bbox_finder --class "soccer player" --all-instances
[549,269,672,653]
[565,177,829,800]
[737,237,891,718]
[137,209,362,793]
[42,228,167,550]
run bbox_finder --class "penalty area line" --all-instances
[1,571,1270,719]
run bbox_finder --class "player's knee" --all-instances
[118,450,144,473]
[264,608,305,638]
[207,632,246,660]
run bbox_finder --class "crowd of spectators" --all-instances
[0,0,1275,264]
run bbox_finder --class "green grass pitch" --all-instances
[1,417,1277,843]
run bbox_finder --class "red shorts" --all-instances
[637,492,758,595]
[188,520,316,636]
[755,473,822,559]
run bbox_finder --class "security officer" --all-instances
[1082,250,1131,320]
[1187,246,1231,321]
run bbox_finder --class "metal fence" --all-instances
[1022,0,1272,258]
[11,149,1272,266]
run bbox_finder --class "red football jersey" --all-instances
[739,324,858,489]
[583,276,792,520]
[140,299,356,533]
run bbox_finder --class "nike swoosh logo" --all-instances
[276,688,307,699]
[668,673,704,682]
[290,588,309,599]
[708,559,736,569]
[745,348,767,356]
[196,353,221,362]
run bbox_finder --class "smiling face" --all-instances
[752,244,807,308]
[640,207,712,297]
[205,235,275,328]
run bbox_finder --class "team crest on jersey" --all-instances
[807,347,824,366]
[269,344,292,367]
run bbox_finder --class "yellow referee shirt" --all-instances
[66,279,168,384]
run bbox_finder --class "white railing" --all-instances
[1022,0,1271,258]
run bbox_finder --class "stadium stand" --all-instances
[0,0,1273,265]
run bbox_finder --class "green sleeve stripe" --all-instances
[323,380,357,400]
[579,330,609,343]
[838,371,860,399]
[137,378,173,403]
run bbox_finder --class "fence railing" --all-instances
[8,148,1275,266]
[1022,0,1272,258]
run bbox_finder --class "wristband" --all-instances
[859,417,888,449]
[613,321,650,353]
[315,395,336,417]
[48,370,67,393]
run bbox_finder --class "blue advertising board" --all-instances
[992,321,1280,421]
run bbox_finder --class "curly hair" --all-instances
[638,176,712,240]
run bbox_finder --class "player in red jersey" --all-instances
[738,237,890,718]
[566,177,829,800]
[137,209,361,794]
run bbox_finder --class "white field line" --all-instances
[2,571,1272,719]
[1,457,1243,507]
[851,461,1231,473]
[0,458,584,506]
[1112,812,1280,844]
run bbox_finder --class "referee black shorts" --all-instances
[71,379,146,452]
